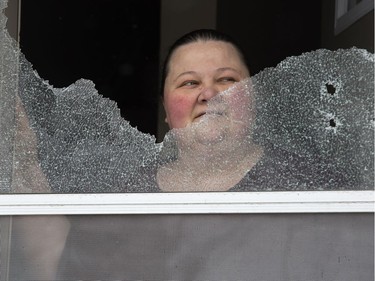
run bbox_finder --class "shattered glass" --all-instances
[0,0,373,193]
[251,49,374,190]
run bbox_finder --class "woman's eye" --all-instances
[218,77,237,83]
[180,80,199,87]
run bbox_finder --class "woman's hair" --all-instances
[160,29,249,97]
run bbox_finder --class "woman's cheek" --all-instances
[166,95,194,128]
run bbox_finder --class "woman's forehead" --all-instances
[172,40,238,60]
[168,40,248,73]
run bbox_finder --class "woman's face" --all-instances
[163,40,250,129]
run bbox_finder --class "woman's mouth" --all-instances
[194,111,225,121]
[206,110,224,116]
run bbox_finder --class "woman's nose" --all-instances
[198,85,219,103]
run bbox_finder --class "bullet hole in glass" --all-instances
[326,83,336,95]
[329,119,336,127]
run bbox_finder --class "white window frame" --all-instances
[335,0,374,35]
[0,190,373,215]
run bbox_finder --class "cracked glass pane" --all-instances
[0,0,373,193]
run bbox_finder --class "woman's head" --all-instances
[162,29,251,129]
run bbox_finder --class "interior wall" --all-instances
[157,0,217,141]
[216,0,322,75]
[321,0,374,52]
[4,0,19,41]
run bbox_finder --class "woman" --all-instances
[157,29,264,192]
[156,29,309,192]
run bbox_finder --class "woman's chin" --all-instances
[191,116,229,145]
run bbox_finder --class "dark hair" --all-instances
[160,29,249,97]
